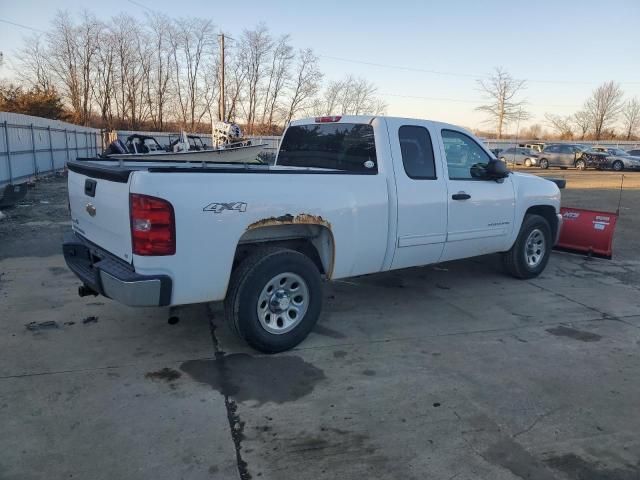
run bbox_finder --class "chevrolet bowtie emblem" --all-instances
[86,203,96,217]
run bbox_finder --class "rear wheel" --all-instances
[575,159,586,170]
[225,247,323,353]
[539,158,549,169]
[612,160,624,171]
[503,214,552,279]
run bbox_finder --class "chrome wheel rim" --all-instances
[257,272,309,334]
[525,229,546,268]
[613,162,622,171]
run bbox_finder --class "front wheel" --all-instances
[503,214,552,279]
[612,160,624,171]
[225,247,323,353]
[575,159,586,170]
[539,158,549,169]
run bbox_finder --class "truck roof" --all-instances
[291,115,469,134]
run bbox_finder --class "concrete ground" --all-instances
[1,171,639,480]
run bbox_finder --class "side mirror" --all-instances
[485,158,509,180]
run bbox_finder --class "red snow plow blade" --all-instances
[555,207,618,259]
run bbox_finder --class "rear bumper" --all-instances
[62,231,172,306]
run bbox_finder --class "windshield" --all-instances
[143,138,162,152]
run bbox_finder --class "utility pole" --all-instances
[219,34,225,122]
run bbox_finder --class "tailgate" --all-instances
[68,166,133,262]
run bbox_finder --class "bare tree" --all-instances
[17,36,52,90]
[171,18,216,130]
[260,34,293,127]
[314,78,344,116]
[476,67,528,139]
[11,11,391,134]
[284,48,322,124]
[584,81,623,140]
[46,11,83,122]
[224,49,247,123]
[239,24,273,133]
[111,17,148,128]
[544,113,574,139]
[621,98,640,140]
[314,76,386,116]
[342,77,385,115]
[92,24,116,128]
[572,110,591,140]
[521,123,543,139]
[146,13,174,130]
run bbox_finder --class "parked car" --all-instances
[590,147,640,171]
[537,144,607,170]
[63,115,562,353]
[500,147,539,167]
[627,149,640,156]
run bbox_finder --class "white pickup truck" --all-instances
[63,115,562,352]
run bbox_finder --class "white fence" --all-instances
[0,112,100,185]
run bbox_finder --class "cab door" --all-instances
[386,119,448,270]
[437,129,516,261]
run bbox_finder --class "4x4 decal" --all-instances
[203,202,247,213]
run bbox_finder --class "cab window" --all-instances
[278,123,377,173]
[398,126,436,179]
[442,129,492,180]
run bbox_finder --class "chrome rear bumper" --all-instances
[62,232,172,306]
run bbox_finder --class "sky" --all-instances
[1,0,639,132]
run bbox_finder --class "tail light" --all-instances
[315,116,342,123]
[130,193,175,256]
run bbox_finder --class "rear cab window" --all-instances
[398,125,437,179]
[277,123,377,173]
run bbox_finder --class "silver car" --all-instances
[499,147,539,167]
[591,147,640,171]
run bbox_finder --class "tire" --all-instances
[225,247,323,353]
[575,159,586,170]
[524,158,532,167]
[503,214,552,279]
[539,158,549,169]
[612,160,624,171]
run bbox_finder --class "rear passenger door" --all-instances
[386,119,448,269]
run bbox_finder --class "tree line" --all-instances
[7,10,386,134]
[476,68,640,141]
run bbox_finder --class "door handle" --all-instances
[452,193,471,200]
